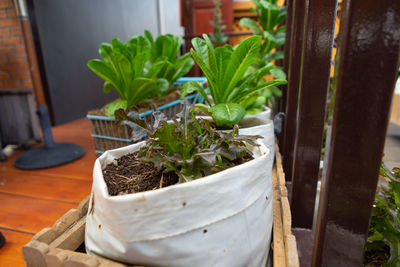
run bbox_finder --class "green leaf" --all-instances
[103,81,112,94]
[132,52,150,79]
[181,81,211,106]
[270,67,287,79]
[104,99,127,117]
[87,59,121,97]
[267,51,285,61]
[155,78,169,95]
[239,18,263,35]
[234,79,287,103]
[214,45,233,91]
[144,30,154,45]
[191,37,208,64]
[190,48,219,103]
[209,103,246,125]
[154,122,182,155]
[170,53,194,83]
[99,43,113,62]
[221,35,261,102]
[126,78,157,107]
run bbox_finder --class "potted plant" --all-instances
[181,34,286,158]
[239,0,287,108]
[86,31,204,154]
[85,105,274,266]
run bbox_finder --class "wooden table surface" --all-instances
[0,118,97,266]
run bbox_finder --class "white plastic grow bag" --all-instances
[239,116,275,162]
[245,106,272,121]
[85,141,273,267]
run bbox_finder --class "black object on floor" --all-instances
[14,106,85,170]
[0,232,5,248]
[14,143,85,170]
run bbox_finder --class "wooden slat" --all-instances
[273,200,286,267]
[49,216,86,251]
[0,229,33,266]
[0,172,91,202]
[285,234,300,267]
[0,193,76,233]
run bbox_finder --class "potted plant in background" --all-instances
[239,0,287,108]
[181,34,286,158]
[86,31,204,155]
[85,104,274,266]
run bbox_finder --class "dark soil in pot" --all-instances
[103,151,253,196]
[88,90,181,116]
[103,152,179,196]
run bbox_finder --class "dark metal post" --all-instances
[278,0,293,114]
[290,0,337,229]
[281,0,306,179]
[312,0,400,265]
[277,0,293,149]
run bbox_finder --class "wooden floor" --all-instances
[0,118,97,266]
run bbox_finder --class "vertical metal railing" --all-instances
[289,0,337,229]
[281,0,306,179]
[311,0,400,265]
[281,0,400,265]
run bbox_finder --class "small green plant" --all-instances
[115,103,261,181]
[88,31,193,116]
[366,164,400,266]
[240,0,286,64]
[144,31,194,86]
[208,0,228,48]
[181,35,286,126]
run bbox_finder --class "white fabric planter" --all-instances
[85,140,273,266]
[245,106,272,121]
[239,114,275,163]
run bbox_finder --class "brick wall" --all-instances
[0,0,33,91]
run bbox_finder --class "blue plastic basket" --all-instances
[87,77,207,155]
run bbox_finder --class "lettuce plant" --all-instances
[181,35,286,125]
[144,31,194,87]
[88,31,193,116]
[366,165,400,266]
[240,0,286,61]
[115,102,261,181]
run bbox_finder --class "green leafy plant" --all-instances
[88,31,193,117]
[239,0,287,109]
[144,31,194,86]
[115,102,262,181]
[181,35,286,125]
[240,0,286,63]
[366,165,400,266]
[208,0,228,48]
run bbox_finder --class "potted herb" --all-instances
[181,35,286,158]
[85,105,274,266]
[88,31,195,117]
[86,31,204,154]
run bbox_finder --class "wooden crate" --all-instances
[23,144,299,267]
[272,144,300,267]
[22,196,128,267]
